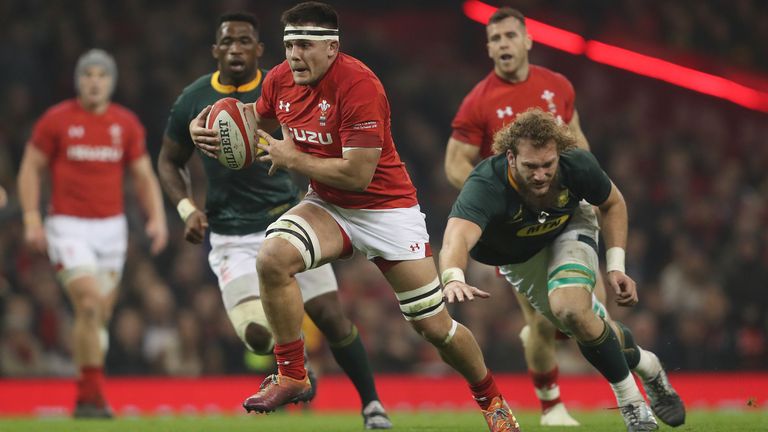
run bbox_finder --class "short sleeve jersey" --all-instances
[256,53,417,209]
[30,99,146,217]
[451,65,575,158]
[449,149,611,265]
[165,70,299,235]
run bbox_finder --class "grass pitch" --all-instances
[0,409,765,432]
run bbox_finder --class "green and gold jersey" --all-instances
[165,70,299,235]
[450,149,612,265]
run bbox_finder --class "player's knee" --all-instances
[227,299,274,354]
[412,316,459,347]
[256,245,297,285]
[244,323,274,354]
[263,215,322,272]
[70,290,103,323]
[551,303,590,330]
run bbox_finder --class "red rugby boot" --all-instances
[243,373,312,413]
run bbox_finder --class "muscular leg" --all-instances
[257,204,346,347]
[305,293,384,408]
[515,290,557,373]
[66,275,106,368]
[384,258,487,382]
[548,286,645,408]
[65,273,113,413]
[244,204,349,413]
[385,258,520,431]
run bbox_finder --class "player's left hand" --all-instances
[607,271,638,307]
[146,218,168,255]
[443,281,491,303]
[256,124,300,176]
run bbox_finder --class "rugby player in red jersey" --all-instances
[159,12,391,429]
[190,2,520,431]
[17,49,168,418]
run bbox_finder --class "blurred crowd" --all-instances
[1,0,766,378]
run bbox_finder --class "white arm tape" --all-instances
[440,267,466,286]
[176,198,197,222]
[606,247,626,273]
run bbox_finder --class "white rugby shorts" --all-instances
[45,214,127,281]
[208,230,338,311]
[302,191,431,262]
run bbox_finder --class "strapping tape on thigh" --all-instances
[395,277,444,321]
[265,215,321,269]
[547,263,596,292]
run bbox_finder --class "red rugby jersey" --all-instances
[257,53,418,209]
[451,65,575,158]
[30,99,146,217]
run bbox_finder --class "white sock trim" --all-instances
[535,385,561,401]
[610,373,644,406]
[633,349,662,381]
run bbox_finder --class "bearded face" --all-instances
[507,139,562,211]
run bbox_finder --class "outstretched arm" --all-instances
[439,217,489,303]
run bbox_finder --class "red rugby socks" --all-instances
[274,339,307,381]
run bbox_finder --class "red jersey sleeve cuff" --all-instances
[342,133,382,150]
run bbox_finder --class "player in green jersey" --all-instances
[157,12,390,429]
[439,109,685,432]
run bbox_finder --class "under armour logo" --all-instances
[409,243,420,252]
[68,125,85,139]
[496,106,513,119]
[279,100,291,112]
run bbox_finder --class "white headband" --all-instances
[284,25,339,41]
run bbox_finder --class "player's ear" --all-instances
[211,43,218,60]
[506,149,516,165]
[524,32,533,51]
[328,40,339,57]
[255,41,265,58]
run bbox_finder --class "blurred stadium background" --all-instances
[0,0,767,419]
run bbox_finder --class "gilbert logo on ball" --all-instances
[205,98,262,169]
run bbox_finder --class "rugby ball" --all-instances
[206,98,262,170]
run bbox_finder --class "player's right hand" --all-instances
[23,223,47,254]
[184,210,209,244]
[607,270,638,307]
[189,105,219,158]
[442,281,490,303]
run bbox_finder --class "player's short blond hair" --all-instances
[492,108,576,155]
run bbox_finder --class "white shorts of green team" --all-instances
[44,214,127,293]
[302,190,431,262]
[209,230,338,311]
[498,201,608,335]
